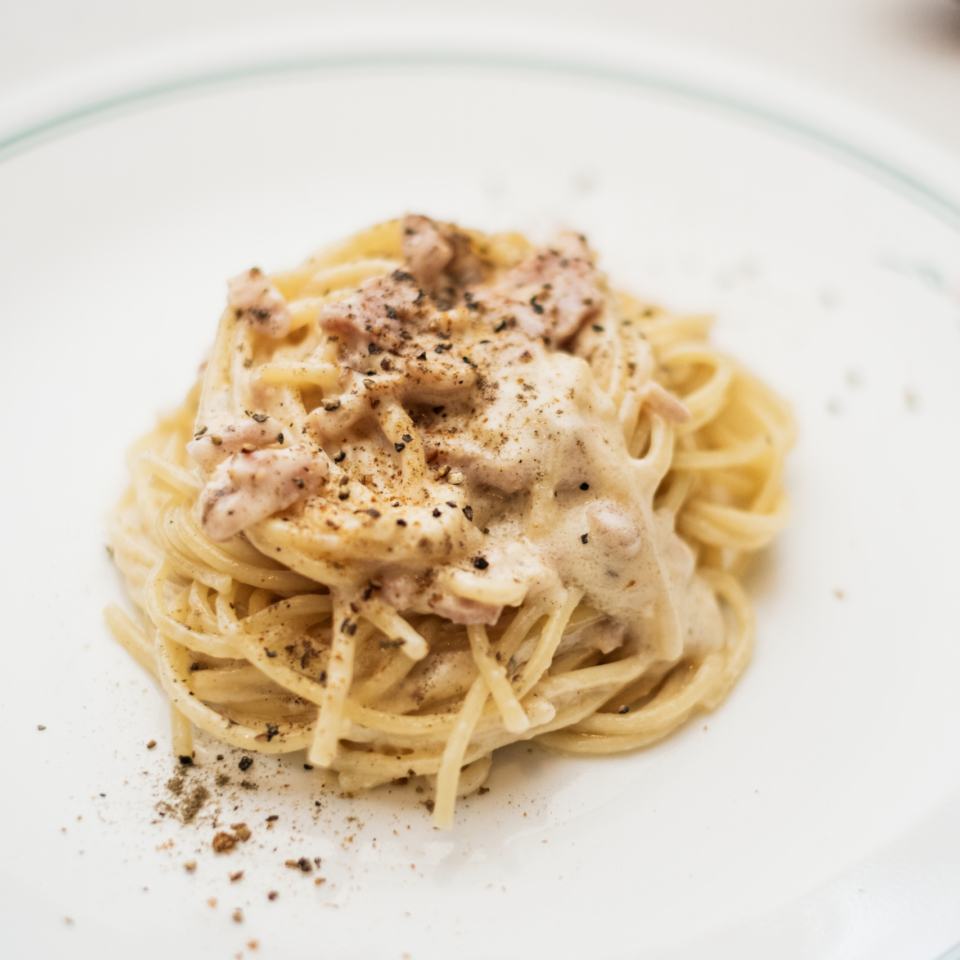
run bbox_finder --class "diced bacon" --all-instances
[590,619,626,655]
[401,215,455,288]
[198,442,329,541]
[429,594,502,626]
[319,271,425,353]
[187,416,287,471]
[475,232,605,343]
[586,501,643,558]
[227,268,291,339]
[400,214,484,290]
[379,573,502,625]
[641,381,691,424]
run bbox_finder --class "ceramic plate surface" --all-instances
[1,19,959,960]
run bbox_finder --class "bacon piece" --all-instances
[586,501,643,558]
[187,416,287,471]
[401,215,455,288]
[198,443,329,541]
[400,214,484,291]
[640,381,691,424]
[379,573,502,625]
[319,271,426,355]
[477,233,604,343]
[227,268,291,339]
[429,594,502,626]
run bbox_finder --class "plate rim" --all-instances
[2,17,959,959]
[0,15,959,235]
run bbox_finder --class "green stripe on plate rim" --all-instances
[1,49,959,235]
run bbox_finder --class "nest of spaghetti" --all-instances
[107,215,794,828]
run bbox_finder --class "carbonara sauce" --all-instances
[189,216,723,671]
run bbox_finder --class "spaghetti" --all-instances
[107,216,794,828]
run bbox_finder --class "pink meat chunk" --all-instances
[198,442,329,541]
[476,232,604,343]
[187,416,288,471]
[227,268,291,339]
[319,271,427,355]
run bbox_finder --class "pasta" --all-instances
[106,216,794,828]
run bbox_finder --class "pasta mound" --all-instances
[107,216,794,827]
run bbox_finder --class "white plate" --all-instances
[2,17,960,960]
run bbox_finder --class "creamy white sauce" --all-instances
[194,216,723,662]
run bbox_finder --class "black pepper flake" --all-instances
[446,501,457,508]
[265,649,279,659]
[531,302,544,315]
[319,671,328,686]
[251,413,268,423]
[385,305,398,320]
[341,619,358,636]
[304,764,313,770]
[401,434,412,443]
[334,450,346,463]
[178,755,194,766]
[581,534,589,544]
[294,477,304,489]
[265,723,279,742]
[592,324,604,332]
[396,519,407,527]
[618,705,630,715]
[432,508,441,517]
[580,482,590,490]
[392,269,414,283]
[366,509,381,518]
[432,406,445,414]
[473,557,489,570]
[368,342,382,354]
[463,506,474,521]
[266,815,279,822]
[277,433,284,443]
[462,356,475,366]
[394,442,405,452]
[239,756,253,772]
[417,352,427,361]
[194,426,208,438]
[338,489,350,501]
[494,320,507,333]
